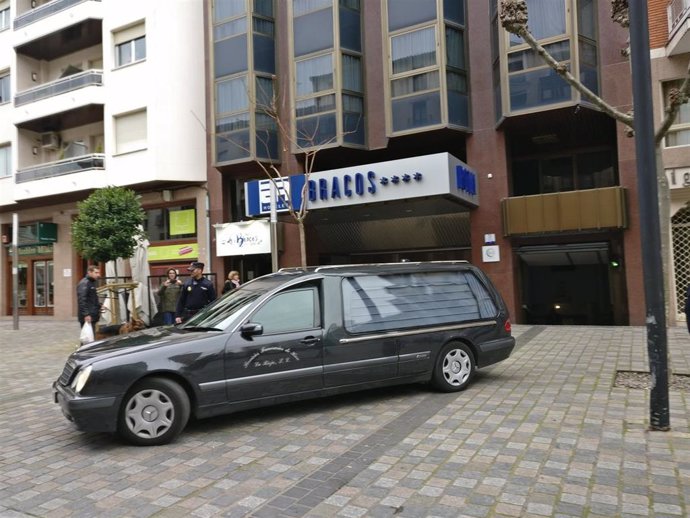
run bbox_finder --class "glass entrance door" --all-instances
[18,262,28,309]
[33,260,54,309]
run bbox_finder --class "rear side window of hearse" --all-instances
[342,271,498,334]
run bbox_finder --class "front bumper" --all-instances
[52,381,120,433]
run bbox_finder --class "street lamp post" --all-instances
[628,1,670,430]
[12,213,19,331]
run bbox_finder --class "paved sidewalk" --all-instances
[0,319,689,517]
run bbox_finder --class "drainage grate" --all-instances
[614,370,690,391]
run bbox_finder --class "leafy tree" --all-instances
[72,186,145,268]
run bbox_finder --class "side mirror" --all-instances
[240,322,263,337]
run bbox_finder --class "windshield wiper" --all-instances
[180,326,223,332]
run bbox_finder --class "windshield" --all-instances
[179,276,291,331]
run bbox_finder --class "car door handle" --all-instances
[300,336,321,345]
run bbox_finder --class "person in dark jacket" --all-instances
[77,265,102,332]
[158,268,183,325]
[175,262,217,323]
[222,270,241,294]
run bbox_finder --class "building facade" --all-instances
[649,0,690,326]
[1,0,670,326]
[207,0,646,325]
[0,0,209,318]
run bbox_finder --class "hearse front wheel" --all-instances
[118,377,190,446]
[432,342,475,392]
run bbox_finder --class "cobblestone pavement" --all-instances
[1,318,690,517]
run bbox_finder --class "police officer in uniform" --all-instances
[175,262,217,324]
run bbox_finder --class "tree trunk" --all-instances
[298,219,307,269]
[657,146,673,324]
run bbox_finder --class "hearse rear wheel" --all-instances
[118,377,190,446]
[432,342,475,392]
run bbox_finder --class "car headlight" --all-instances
[71,365,93,394]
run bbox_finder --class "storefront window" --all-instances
[143,205,197,241]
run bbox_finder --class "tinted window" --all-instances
[509,0,565,46]
[254,33,276,74]
[293,8,334,56]
[391,92,441,131]
[251,288,318,334]
[215,35,248,78]
[339,6,361,52]
[444,0,464,25]
[342,271,498,334]
[387,0,436,31]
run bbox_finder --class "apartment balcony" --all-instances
[668,0,690,56]
[15,69,103,107]
[13,2,102,54]
[14,0,101,28]
[15,154,105,184]
[501,186,628,236]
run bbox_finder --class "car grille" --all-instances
[58,360,77,386]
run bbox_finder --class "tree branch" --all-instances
[514,26,634,128]
[655,64,690,145]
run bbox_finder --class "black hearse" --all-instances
[53,261,515,446]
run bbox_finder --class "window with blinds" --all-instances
[114,109,147,154]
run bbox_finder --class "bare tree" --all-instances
[216,78,361,269]
[248,78,332,269]
[499,0,690,317]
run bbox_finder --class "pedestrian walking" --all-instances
[222,270,241,294]
[157,268,183,325]
[76,265,102,333]
[175,262,217,323]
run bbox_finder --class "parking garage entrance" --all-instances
[517,242,626,325]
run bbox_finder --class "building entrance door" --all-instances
[10,258,54,316]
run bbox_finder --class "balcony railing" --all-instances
[15,154,105,183]
[14,0,101,29]
[15,70,103,107]
[668,0,690,38]
[501,186,627,236]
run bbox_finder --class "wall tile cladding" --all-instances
[648,0,669,49]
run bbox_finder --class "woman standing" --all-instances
[158,268,183,325]
[222,270,241,294]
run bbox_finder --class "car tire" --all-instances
[118,377,190,446]
[431,342,475,392]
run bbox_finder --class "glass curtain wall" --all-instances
[500,0,599,115]
[386,0,469,134]
[213,0,277,164]
[292,0,365,149]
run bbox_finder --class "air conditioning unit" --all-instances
[41,132,60,150]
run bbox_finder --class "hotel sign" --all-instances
[245,153,479,216]
[215,220,271,256]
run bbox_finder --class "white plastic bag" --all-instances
[80,322,95,345]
